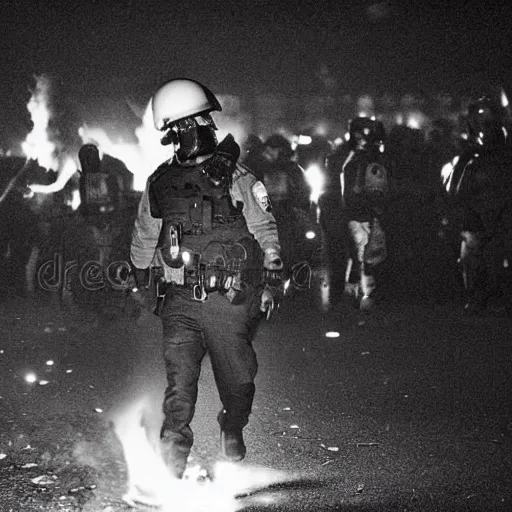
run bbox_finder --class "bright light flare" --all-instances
[111,395,291,511]
[24,372,37,383]
[79,100,173,191]
[304,163,325,203]
[501,88,509,108]
[305,230,316,240]
[21,75,58,171]
[29,156,77,194]
[297,135,312,145]
[406,111,426,130]
[441,156,458,193]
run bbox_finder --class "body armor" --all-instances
[148,159,262,296]
[78,144,119,217]
[342,149,390,219]
[451,147,512,205]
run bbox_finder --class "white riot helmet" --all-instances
[151,78,222,161]
[152,78,222,131]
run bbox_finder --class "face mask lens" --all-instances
[196,114,217,131]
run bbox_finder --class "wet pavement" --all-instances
[0,274,512,511]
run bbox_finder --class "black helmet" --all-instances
[78,143,101,174]
[466,95,508,147]
[264,134,294,159]
[349,117,386,149]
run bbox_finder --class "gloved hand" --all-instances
[260,286,276,319]
[259,284,284,320]
[263,248,283,271]
[131,267,150,291]
[202,134,240,190]
[129,267,152,311]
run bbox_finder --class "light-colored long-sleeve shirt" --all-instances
[130,162,281,269]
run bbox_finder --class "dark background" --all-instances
[1,0,512,145]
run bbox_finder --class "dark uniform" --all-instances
[340,117,391,311]
[445,95,512,314]
[130,78,282,478]
[257,134,312,270]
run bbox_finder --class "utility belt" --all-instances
[152,261,269,315]
[153,222,271,313]
[156,262,258,290]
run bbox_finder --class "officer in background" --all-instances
[257,134,312,270]
[444,94,512,315]
[340,117,392,312]
[130,78,283,478]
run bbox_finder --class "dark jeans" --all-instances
[159,286,260,472]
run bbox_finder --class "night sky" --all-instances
[1,0,512,146]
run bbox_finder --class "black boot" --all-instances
[160,430,190,479]
[220,429,246,461]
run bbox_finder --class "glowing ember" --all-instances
[24,372,37,383]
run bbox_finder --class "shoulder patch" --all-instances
[232,162,251,183]
[252,180,272,212]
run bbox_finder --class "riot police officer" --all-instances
[340,117,391,312]
[257,134,313,270]
[130,78,283,478]
[445,94,512,315]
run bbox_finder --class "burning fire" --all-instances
[18,76,252,200]
[109,394,290,511]
[20,75,171,196]
[20,74,80,200]
[78,100,172,191]
[21,75,59,172]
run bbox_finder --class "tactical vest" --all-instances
[452,146,512,207]
[342,150,389,217]
[148,159,262,289]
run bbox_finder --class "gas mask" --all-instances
[162,114,218,162]
[201,134,241,195]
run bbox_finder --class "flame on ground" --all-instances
[110,394,291,511]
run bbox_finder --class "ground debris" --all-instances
[31,474,57,486]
